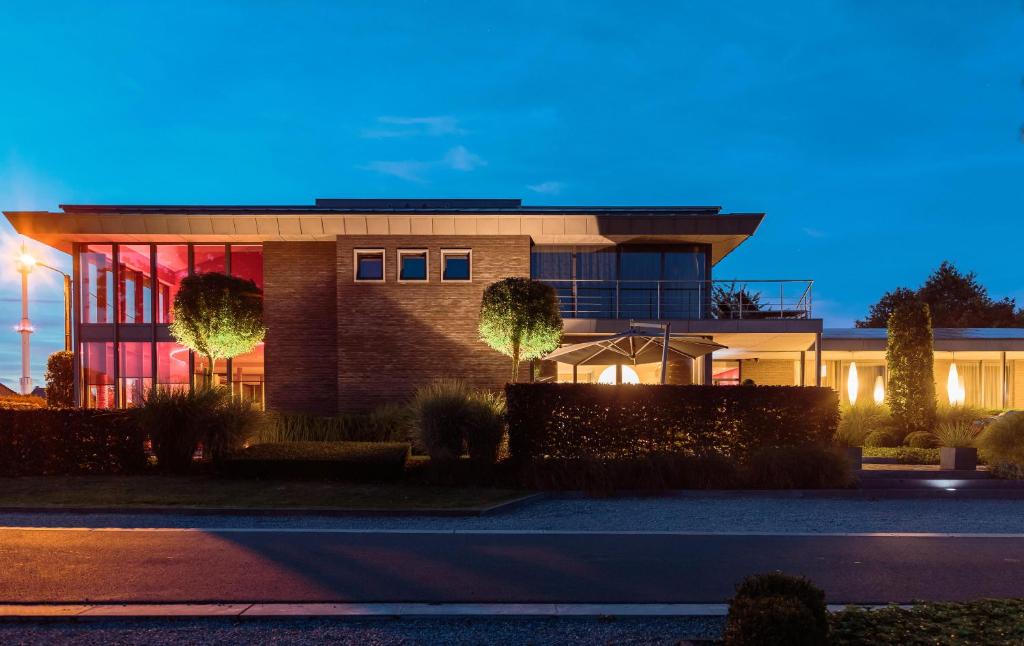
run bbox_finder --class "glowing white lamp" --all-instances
[598,365,640,385]
[947,363,966,406]
[873,375,885,406]
[847,361,859,405]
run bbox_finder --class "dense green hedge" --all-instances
[505,384,839,461]
[0,409,147,476]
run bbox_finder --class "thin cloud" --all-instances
[443,146,486,171]
[362,146,486,183]
[527,181,564,195]
[362,116,466,138]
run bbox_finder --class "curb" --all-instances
[0,602,908,621]
[0,493,545,518]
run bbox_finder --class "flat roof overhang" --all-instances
[3,209,764,265]
[821,328,1024,353]
[562,318,823,358]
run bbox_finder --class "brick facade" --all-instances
[739,358,796,386]
[264,241,338,414]
[336,235,532,411]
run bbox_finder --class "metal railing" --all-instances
[538,279,813,320]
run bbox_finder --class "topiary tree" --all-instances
[169,272,266,382]
[886,299,935,435]
[44,350,74,408]
[479,277,562,383]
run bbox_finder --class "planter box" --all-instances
[940,447,977,471]
[844,447,863,470]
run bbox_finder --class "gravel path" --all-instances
[5,494,1024,533]
[0,617,721,645]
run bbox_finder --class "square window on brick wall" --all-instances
[441,249,472,281]
[354,249,385,282]
[398,250,428,282]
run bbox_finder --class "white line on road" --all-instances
[4,527,1024,538]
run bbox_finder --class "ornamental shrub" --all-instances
[725,573,829,646]
[224,441,409,480]
[479,277,562,383]
[835,405,892,447]
[976,412,1024,467]
[0,409,146,476]
[520,453,741,494]
[886,300,936,434]
[934,420,977,448]
[411,380,506,464]
[904,431,939,449]
[257,404,414,444]
[44,350,74,408]
[863,428,902,448]
[506,384,838,462]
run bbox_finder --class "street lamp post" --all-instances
[15,245,73,395]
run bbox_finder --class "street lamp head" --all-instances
[17,247,36,273]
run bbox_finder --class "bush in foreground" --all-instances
[224,442,409,480]
[520,453,740,495]
[863,428,902,448]
[0,408,146,476]
[976,412,1024,469]
[412,380,507,464]
[139,386,259,472]
[44,350,74,408]
[903,431,938,449]
[725,572,829,645]
[256,404,413,444]
[830,599,1024,645]
[862,446,939,464]
[835,405,892,447]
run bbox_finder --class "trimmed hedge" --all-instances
[506,384,839,461]
[224,442,410,480]
[0,409,147,476]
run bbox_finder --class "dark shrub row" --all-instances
[0,409,147,476]
[224,442,410,480]
[506,384,839,462]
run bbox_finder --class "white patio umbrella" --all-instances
[543,324,726,384]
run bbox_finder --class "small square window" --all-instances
[441,250,472,281]
[354,249,385,282]
[399,250,428,282]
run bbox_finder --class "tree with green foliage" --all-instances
[858,261,1020,328]
[44,350,74,408]
[712,283,764,319]
[169,272,265,380]
[886,300,936,434]
[479,277,562,383]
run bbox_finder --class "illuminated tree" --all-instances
[479,277,562,383]
[886,300,935,434]
[169,273,265,380]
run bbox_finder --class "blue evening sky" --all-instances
[1,1,1022,388]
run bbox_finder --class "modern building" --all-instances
[5,198,1022,411]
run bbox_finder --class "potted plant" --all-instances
[935,421,978,471]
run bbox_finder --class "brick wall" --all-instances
[336,235,532,411]
[740,358,796,385]
[264,241,338,414]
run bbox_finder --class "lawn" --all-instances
[0,475,526,511]
[831,600,1024,645]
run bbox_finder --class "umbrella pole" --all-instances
[660,322,671,384]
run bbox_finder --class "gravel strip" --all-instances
[5,494,1024,533]
[0,617,722,645]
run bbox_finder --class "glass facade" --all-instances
[531,245,709,319]
[76,243,263,409]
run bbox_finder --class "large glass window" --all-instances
[230,245,264,291]
[117,245,152,324]
[118,342,152,407]
[81,245,114,324]
[82,342,115,408]
[575,247,617,317]
[230,343,265,409]
[155,245,189,323]
[156,342,191,391]
[193,244,226,274]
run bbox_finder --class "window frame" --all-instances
[440,249,473,282]
[353,248,387,283]
[397,249,429,283]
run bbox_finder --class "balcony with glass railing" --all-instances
[539,279,814,320]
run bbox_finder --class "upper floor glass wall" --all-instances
[531,245,709,319]
[81,245,114,324]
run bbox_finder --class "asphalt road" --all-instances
[3,529,1024,604]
